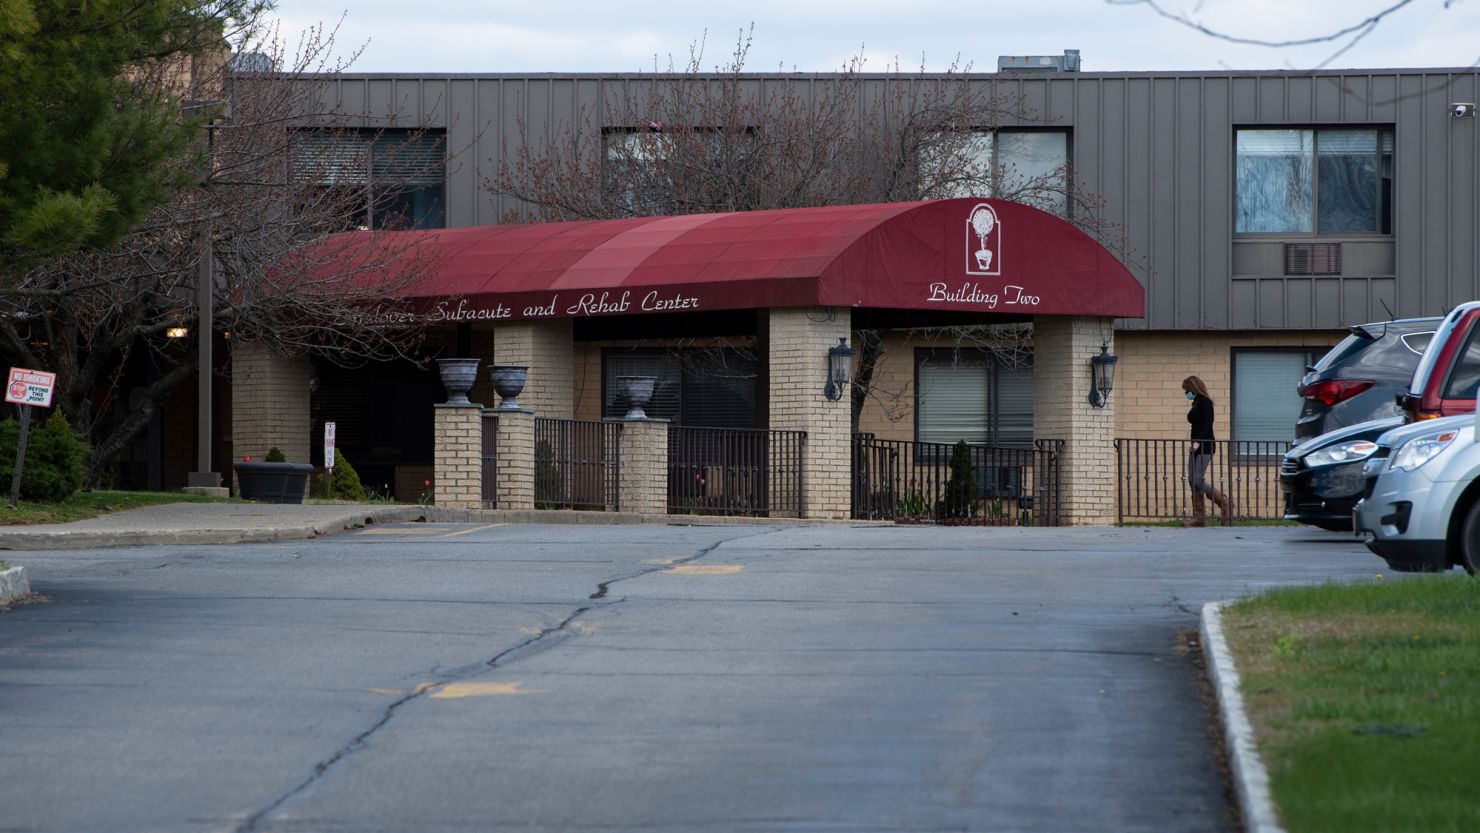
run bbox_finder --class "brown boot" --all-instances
[1211,491,1233,526]
[1182,494,1206,527]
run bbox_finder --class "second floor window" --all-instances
[1236,128,1393,235]
[921,129,1070,215]
[293,128,446,230]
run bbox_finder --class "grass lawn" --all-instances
[1221,576,1480,833]
[0,490,241,526]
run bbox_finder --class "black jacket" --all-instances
[1187,395,1216,454]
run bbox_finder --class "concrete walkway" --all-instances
[0,503,431,550]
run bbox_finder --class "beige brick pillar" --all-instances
[767,307,851,519]
[494,320,573,418]
[433,404,482,509]
[495,408,536,511]
[230,340,310,495]
[1033,316,1117,526]
[616,418,667,515]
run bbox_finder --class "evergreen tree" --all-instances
[0,1,268,275]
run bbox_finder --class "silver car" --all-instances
[1355,412,1480,574]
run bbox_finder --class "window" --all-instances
[915,349,1033,448]
[1235,128,1393,235]
[602,348,757,428]
[603,126,753,216]
[921,129,1070,215]
[1441,325,1480,400]
[1232,350,1319,442]
[293,128,446,230]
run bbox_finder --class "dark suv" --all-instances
[1295,317,1441,440]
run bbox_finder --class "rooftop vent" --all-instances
[997,50,1081,73]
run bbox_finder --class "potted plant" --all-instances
[234,447,314,503]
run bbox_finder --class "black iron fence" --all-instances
[535,418,621,511]
[480,412,499,509]
[667,426,805,517]
[1114,438,1292,523]
[851,436,1064,526]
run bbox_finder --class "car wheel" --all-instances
[1460,500,1480,576]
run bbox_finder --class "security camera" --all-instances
[1452,103,1476,119]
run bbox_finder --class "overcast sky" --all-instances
[263,0,1479,75]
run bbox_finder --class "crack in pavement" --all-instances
[235,527,783,833]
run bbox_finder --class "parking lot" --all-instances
[1,522,1384,832]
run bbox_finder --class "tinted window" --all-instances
[1399,332,1434,355]
[1311,333,1370,372]
[1442,325,1480,399]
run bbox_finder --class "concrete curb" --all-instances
[0,565,30,604]
[0,506,430,551]
[1201,601,1286,833]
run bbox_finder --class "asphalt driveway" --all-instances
[0,523,1381,832]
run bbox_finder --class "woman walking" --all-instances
[1183,376,1232,526]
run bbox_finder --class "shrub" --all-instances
[941,439,977,519]
[0,411,88,503]
[534,440,561,509]
[265,446,287,463]
[329,449,367,501]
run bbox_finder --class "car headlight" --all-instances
[1303,440,1379,468]
[1389,429,1461,472]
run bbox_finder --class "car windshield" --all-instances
[1311,333,1371,372]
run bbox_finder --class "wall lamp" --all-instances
[166,327,189,339]
[823,337,855,401]
[1088,340,1118,408]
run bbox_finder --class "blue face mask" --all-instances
[1186,391,1196,401]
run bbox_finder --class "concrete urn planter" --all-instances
[489,365,528,410]
[437,358,481,405]
[615,375,658,419]
[233,461,313,504]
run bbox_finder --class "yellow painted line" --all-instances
[441,523,507,538]
[665,565,744,575]
[370,688,403,696]
[358,526,444,535]
[642,556,683,565]
[430,681,543,699]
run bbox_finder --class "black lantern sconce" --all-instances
[1088,340,1118,408]
[823,337,855,401]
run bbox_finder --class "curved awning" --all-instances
[321,198,1145,322]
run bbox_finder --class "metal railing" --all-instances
[534,418,621,511]
[1114,438,1293,523]
[667,426,805,517]
[851,436,1064,526]
[480,412,499,509]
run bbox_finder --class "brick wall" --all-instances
[230,341,310,494]
[494,321,573,417]
[433,405,482,509]
[1032,316,1117,526]
[1113,330,1340,440]
[495,409,536,510]
[617,419,666,514]
[767,308,851,519]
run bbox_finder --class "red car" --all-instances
[1400,301,1480,422]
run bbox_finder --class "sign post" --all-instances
[323,421,336,498]
[5,368,57,510]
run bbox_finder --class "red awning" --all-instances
[320,199,1145,322]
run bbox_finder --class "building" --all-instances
[199,62,1480,523]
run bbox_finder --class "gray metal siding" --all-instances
[309,70,1480,331]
